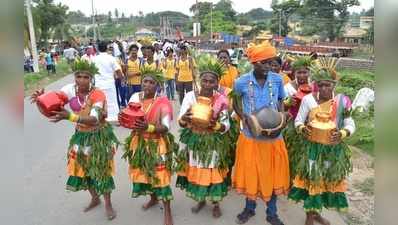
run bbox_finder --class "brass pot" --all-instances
[191,96,213,128]
[308,111,336,145]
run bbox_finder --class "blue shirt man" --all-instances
[232,42,288,225]
[234,70,286,140]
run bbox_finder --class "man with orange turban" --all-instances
[232,42,289,225]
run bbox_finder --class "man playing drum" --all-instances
[232,42,289,225]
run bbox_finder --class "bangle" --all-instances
[339,129,348,139]
[297,125,305,134]
[68,112,79,123]
[146,124,156,133]
[179,119,188,127]
[212,122,222,131]
[283,97,292,107]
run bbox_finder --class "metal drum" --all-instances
[246,106,285,138]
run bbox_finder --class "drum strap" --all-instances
[248,76,276,114]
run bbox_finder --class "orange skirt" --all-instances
[232,134,290,202]
[128,135,171,188]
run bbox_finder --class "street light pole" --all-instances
[25,0,39,72]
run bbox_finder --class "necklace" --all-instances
[141,91,157,114]
[75,85,91,107]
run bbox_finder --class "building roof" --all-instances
[343,27,367,38]
[135,28,155,35]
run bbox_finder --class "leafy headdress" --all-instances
[291,55,314,71]
[71,57,99,76]
[197,56,227,80]
[140,65,164,84]
[310,57,339,83]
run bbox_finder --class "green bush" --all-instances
[336,69,375,155]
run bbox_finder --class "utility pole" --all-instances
[25,0,39,72]
[91,0,97,41]
[210,3,213,43]
[278,9,282,37]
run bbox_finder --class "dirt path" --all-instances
[342,146,375,225]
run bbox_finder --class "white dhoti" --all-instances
[95,80,119,122]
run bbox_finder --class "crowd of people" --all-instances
[30,38,356,225]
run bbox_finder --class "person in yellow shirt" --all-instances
[175,45,196,104]
[162,48,177,100]
[143,46,160,70]
[217,49,239,89]
[125,44,142,101]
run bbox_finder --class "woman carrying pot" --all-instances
[282,56,315,180]
[288,65,355,225]
[122,66,177,225]
[175,59,230,219]
[30,58,119,220]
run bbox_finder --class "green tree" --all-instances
[299,0,360,41]
[108,11,112,23]
[269,0,301,36]
[67,10,88,24]
[202,10,236,34]
[214,0,236,22]
[189,1,212,22]
[32,0,69,46]
[114,8,119,22]
[365,21,374,45]
[243,21,269,38]
[365,7,374,16]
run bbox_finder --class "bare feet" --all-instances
[212,204,222,218]
[83,196,101,212]
[164,204,173,225]
[142,196,159,210]
[305,212,315,225]
[105,204,116,220]
[313,213,330,225]
[191,201,206,214]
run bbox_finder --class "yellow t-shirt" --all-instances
[163,58,176,80]
[144,60,158,70]
[127,58,141,85]
[176,57,195,82]
[281,72,291,85]
[219,65,239,89]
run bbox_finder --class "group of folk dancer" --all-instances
[30,41,355,225]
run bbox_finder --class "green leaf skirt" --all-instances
[282,120,304,180]
[131,183,173,201]
[175,175,228,202]
[288,186,348,213]
[66,176,115,195]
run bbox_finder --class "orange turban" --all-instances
[245,41,277,63]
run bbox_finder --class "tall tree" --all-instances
[299,0,360,41]
[108,10,112,23]
[32,0,69,46]
[214,0,237,22]
[269,0,301,37]
[189,1,212,22]
[114,8,119,22]
[202,10,236,34]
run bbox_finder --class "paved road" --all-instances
[24,75,347,225]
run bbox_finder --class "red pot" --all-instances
[119,102,145,129]
[36,91,68,118]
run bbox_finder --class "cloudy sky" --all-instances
[55,0,374,17]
